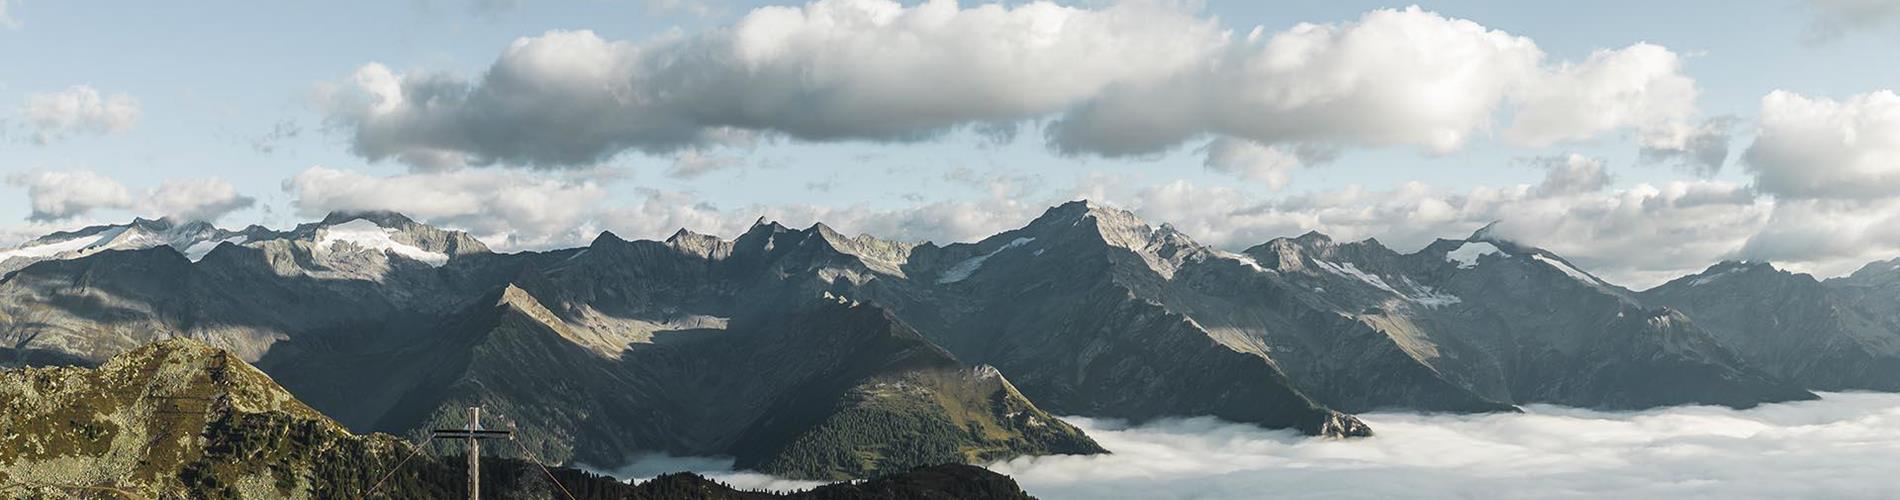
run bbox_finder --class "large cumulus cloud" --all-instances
[317,1,1718,178]
[1729,89,1900,277]
[1744,90,1900,201]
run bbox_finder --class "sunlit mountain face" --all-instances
[6,0,1900,498]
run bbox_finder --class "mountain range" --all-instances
[4,200,1898,481]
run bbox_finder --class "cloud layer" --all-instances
[318,1,1716,177]
[583,394,1900,499]
[991,393,1900,500]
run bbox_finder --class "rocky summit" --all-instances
[11,201,1900,482]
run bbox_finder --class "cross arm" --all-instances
[432,429,514,439]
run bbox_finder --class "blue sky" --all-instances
[4,0,1899,287]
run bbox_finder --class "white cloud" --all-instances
[1506,44,1698,147]
[285,166,613,250]
[1736,198,1900,278]
[667,150,745,179]
[1199,138,1303,190]
[1524,153,1612,196]
[5,171,253,222]
[580,394,1900,499]
[1046,7,1714,159]
[6,170,134,221]
[142,179,257,222]
[318,0,1222,168]
[988,393,1900,500]
[319,2,1708,174]
[20,86,140,144]
[1639,116,1736,176]
[1744,90,1900,201]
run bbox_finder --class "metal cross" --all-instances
[432,406,513,500]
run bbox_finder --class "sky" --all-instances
[3,0,1899,288]
[598,392,1900,499]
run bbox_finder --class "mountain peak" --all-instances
[1709,259,1774,272]
[319,210,417,229]
[1037,199,1126,223]
[129,216,174,230]
[592,230,625,247]
[1294,230,1334,245]
[1467,221,1506,243]
[665,228,733,259]
[1027,199,1155,237]
[1844,257,1900,280]
[744,216,791,237]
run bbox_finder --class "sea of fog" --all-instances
[596,392,1900,499]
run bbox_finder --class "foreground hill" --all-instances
[0,339,1041,499]
[0,338,565,498]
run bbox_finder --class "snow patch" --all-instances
[1690,267,1744,286]
[938,237,1035,284]
[315,219,449,267]
[1533,254,1598,285]
[0,227,127,261]
[1219,252,1274,274]
[182,237,246,262]
[1316,260,1463,307]
[1400,276,1462,308]
[1314,260,1405,297]
[1444,242,1502,269]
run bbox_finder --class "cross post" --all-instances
[432,406,513,500]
